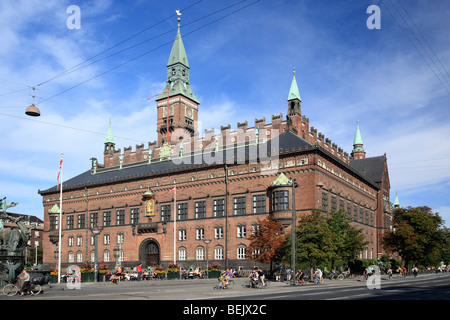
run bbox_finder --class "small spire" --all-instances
[288,67,301,101]
[353,120,364,146]
[393,193,400,208]
[104,119,115,144]
[351,120,366,159]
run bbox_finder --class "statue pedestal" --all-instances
[0,251,25,285]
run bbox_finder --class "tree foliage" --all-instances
[247,214,285,264]
[280,210,368,270]
[382,206,447,267]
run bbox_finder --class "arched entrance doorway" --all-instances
[139,239,160,267]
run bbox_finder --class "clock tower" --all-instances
[155,18,200,147]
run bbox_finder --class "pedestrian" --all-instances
[19,269,33,296]
[137,263,142,281]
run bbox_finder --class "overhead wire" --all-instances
[37,0,260,105]
[381,0,450,95]
[0,0,261,144]
[37,0,205,87]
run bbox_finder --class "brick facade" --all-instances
[39,21,392,273]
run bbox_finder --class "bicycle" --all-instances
[29,278,42,295]
[2,281,20,296]
[257,279,270,289]
[213,277,234,290]
[314,275,323,284]
[2,278,42,296]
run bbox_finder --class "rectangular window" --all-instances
[161,204,171,222]
[90,212,99,228]
[215,226,223,239]
[331,196,337,212]
[177,203,188,221]
[77,214,85,229]
[347,203,352,219]
[233,197,246,215]
[116,210,125,226]
[196,228,204,240]
[196,247,204,260]
[322,192,328,212]
[237,224,246,238]
[50,216,58,231]
[213,199,225,217]
[104,234,110,245]
[273,190,289,211]
[130,208,140,225]
[215,247,223,260]
[237,246,246,259]
[179,248,187,261]
[103,211,111,227]
[179,229,186,241]
[252,194,266,214]
[117,233,124,244]
[195,201,206,219]
[66,215,74,230]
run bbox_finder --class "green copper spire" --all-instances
[156,18,199,104]
[167,20,189,68]
[393,193,400,208]
[353,120,364,147]
[288,68,301,101]
[104,120,115,144]
[351,120,365,159]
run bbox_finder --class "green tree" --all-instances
[327,210,368,270]
[281,212,336,273]
[383,206,446,267]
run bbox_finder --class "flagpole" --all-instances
[173,184,177,265]
[58,153,63,284]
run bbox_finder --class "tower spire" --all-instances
[104,119,116,155]
[288,68,301,101]
[155,16,200,147]
[351,120,366,159]
[287,68,301,119]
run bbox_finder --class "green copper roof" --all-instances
[353,120,364,146]
[270,172,291,186]
[156,19,199,104]
[393,193,400,207]
[288,69,301,101]
[48,203,63,213]
[167,22,189,68]
[104,120,115,145]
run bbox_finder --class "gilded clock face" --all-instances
[185,106,193,119]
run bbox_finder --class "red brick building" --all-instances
[39,20,393,272]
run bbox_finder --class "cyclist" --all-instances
[258,268,265,287]
[314,268,323,284]
[295,269,305,284]
[221,268,232,288]
[248,269,259,288]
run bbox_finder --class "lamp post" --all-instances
[203,239,212,279]
[90,225,102,283]
[113,245,121,269]
[290,178,297,286]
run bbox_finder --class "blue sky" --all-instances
[0,0,449,226]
